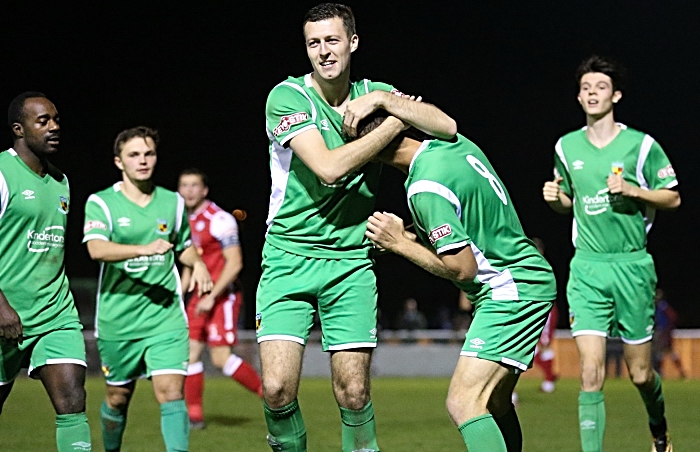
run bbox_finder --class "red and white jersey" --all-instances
[188,200,240,286]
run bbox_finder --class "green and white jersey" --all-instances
[405,135,557,304]
[83,183,191,340]
[265,74,398,258]
[554,125,678,253]
[0,149,80,336]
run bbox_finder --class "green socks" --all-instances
[637,371,666,428]
[339,401,379,452]
[264,399,307,452]
[458,414,508,452]
[160,400,189,452]
[100,401,126,452]
[578,391,605,452]
[56,412,92,452]
[494,404,522,452]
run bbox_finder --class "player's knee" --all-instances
[333,378,369,409]
[210,353,229,369]
[262,377,295,408]
[106,388,132,411]
[53,387,87,414]
[580,361,605,390]
[628,365,653,387]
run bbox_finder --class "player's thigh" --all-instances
[97,337,147,385]
[206,291,241,347]
[463,299,553,371]
[259,340,304,402]
[612,253,657,344]
[317,258,378,352]
[330,349,373,405]
[28,325,87,378]
[567,255,614,337]
[143,328,189,379]
[186,294,208,343]
[0,339,34,385]
[256,245,318,345]
[622,341,653,380]
[448,355,511,418]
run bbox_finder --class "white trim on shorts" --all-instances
[327,342,377,351]
[257,334,305,345]
[150,369,187,377]
[572,330,607,337]
[0,371,21,386]
[28,358,88,375]
[621,335,652,345]
[459,351,528,371]
[106,379,135,386]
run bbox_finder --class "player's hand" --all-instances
[0,295,23,345]
[343,91,382,138]
[607,174,637,197]
[189,261,213,297]
[542,177,564,202]
[365,211,408,252]
[140,239,174,256]
[195,293,216,316]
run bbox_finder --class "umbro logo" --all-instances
[117,217,131,227]
[369,328,377,339]
[469,338,485,349]
[573,160,584,170]
[320,119,330,131]
[580,420,596,430]
[22,189,35,199]
[71,441,92,451]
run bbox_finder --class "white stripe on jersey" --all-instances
[406,180,462,220]
[85,194,113,234]
[265,140,294,233]
[635,134,655,190]
[0,169,8,221]
[175,193,185,233]
[470,242,520,301]
[554,138,568,174]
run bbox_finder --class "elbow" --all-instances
[431,119,457,140]
[445,119,458,138]
[669,193,681,210]
[317,167,346,185]
[452,268,477,285]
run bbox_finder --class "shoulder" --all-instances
[89,183,119,200]
[351,78,396,95]
[267,76,308,103]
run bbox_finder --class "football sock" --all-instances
[537,349,556,381]
[224,354,263,397]
[578,391,605,452]
[100,401,126,452]
[637,371,666,430]
[339,401,379,452]
[185,362,205,422]
[494,404,522,452]
[160,400,189,452]
[458,414,508,452]
[56,412,92,452]
[264,399,307,452]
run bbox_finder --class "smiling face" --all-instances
[577,72,622,119]
[304,16,358,82]
[14,97,61,156]
[114,136,157,184]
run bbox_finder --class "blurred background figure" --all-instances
[531,237,559,393]
[652,288,686,379]
[394,298,428,330]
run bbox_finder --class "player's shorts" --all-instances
[97,328,189,385]
[0,323,86,385]
[187,290,241,346]
[256,243,378,352]
[567,249,656,344]
[461,299,553,372]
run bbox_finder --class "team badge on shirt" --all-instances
[255,312,263,332]
[611,162,624,176]
[58,196,69,214]
[273,112,309,136]
[156,219,169,234]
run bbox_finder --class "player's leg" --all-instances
[185,339,207,429]
[0,341,26,414]
[146,329,190,452]
[0,381,15,414]
[488,372,522,452]
[103,382,135,452]
[574,335,607,452]
[210,345,262,396]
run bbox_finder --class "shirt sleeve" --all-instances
[642,139,678,190]
[553,138,573,196]
[209,211,240,249]
[173,194,192,253]
[83,194,112,242]
[266,83,316,147]
[409,190,471,255]
[366,80,400,95]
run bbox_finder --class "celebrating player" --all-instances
[257,3,456,451]
[360,113,556,451]
[0,92,92,451]
[83,126,213,452]
[542,55,680,452]
[177,168,262,430]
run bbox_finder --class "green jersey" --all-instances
[0,149,80,336]
[265,74,398,258]
[405,135,557,304]
[554,125,678,253]
[82,183,191,340]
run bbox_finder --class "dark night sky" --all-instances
[2,1,699,328]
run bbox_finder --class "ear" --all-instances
[11,122,23,139]
[203,186,209,197]
[577,94,584,107]
[350,34,359,53]
[114,155,124,171]
[612,90,622,104]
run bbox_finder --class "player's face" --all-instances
[114,137,157,183]
[304,17,358,81]
[178,174,209,210]
[15,97,61,156]
[577,72,622,118]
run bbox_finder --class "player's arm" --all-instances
[180,265,192,298]
[85,238,173,262]
[289,117,405,185]
[0,289,22,345]
[177,245,213,297]
[606,177,680,210]
[343,90,457,139]
[365,212,477,283]
[192,245,242,316]
[543,176,573,213]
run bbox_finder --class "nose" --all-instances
[49,119,60,132]
[319,40,330,55]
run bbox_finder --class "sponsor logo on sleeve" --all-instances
[657,164,676,179]
[428,224,452,245]
[84,220,107,233]
[273,112,310,136]
[390,88,406,97]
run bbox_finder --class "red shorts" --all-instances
[187,290,242,346]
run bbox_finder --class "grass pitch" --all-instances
[0,376,697,451]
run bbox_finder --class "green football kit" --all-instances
[257,74,398,351]
[83,183,190,383]
[0,149,86,383]
[405,135,557,371]
[554,125,678,343]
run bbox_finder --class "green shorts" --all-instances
[462,299,553,372]
[567,249,656,344]
[256,243,378,352]
[97,328,189,385]
[0,323,86,384]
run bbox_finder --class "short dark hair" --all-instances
[576,55,626,92]
[7,91,47,130]
[303,3,356,38]
[113,126,160,156]
[357,109,427,142]
[179,167,209,187]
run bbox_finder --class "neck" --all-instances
[386,138,422,174]
[187,199,208,215]
[585,110,620,146]
[14,142,48,176]
[120,175,154,205]
[310,71,351,107]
